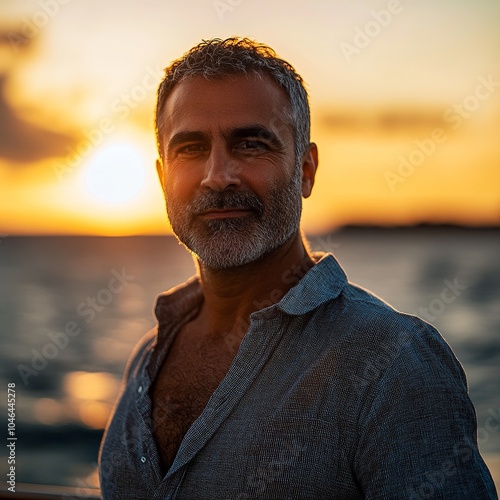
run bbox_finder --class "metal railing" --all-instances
[0,483,101,499]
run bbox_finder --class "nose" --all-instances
[200,143,241,192]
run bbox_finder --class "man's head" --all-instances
[155,37,311,164]
[155,38,318,270]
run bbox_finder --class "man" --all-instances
[99,38,497,499]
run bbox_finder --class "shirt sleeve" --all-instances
[353,321,498,499]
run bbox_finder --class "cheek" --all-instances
[251,157,296,191]
[165,165,200,198]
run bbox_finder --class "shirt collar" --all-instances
[154,252,347,323]
[272,252,347,316]
[154,275,203,326]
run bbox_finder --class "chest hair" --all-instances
[151,325,238,473]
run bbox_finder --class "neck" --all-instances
[195,231,314,339]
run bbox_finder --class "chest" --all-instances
[150,329,237,471]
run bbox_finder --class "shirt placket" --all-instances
[157,311,289,497]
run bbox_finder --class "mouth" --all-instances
[198,208,254,220]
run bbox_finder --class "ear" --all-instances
[300,143,318,198]
[156,158,165,192]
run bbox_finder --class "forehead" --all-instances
[159,73,292,138]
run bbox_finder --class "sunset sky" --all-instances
[0,0,499,235]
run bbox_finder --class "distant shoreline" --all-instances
[331,223,500,233]
[3,224,499,239]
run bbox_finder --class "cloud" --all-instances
[0,75,77,164]
[0,29,76,165]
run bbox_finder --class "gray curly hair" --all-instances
[155,37,311,162]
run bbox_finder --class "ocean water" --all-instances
[0,228,498,489]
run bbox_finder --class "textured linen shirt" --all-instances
[99,253,497,499]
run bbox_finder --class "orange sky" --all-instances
[0,0,499,235]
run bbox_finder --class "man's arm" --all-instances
[353,322,497,498]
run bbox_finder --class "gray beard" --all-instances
[166,169,302,269]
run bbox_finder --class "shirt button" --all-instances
[137,385,143,394]
[141,456,146,463]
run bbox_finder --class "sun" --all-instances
[83,142,146,204]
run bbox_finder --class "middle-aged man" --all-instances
[99,38,497,499]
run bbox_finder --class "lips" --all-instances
[198,208,254,219]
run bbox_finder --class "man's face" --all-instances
[157,73,305,269]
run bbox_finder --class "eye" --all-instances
[234,140,268,153]
[176,144,207,156]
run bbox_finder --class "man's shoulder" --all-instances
[318,277,468,386]
[303,253,432,335]
[339,279,422,332]
[301,256,463,374]
[278,253,443,350]
[329,278,448,353]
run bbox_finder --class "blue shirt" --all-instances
[99,253,497,499]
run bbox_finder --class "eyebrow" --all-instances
[230,126,283,148]
[166,125,284,153]
[167,131,208,153]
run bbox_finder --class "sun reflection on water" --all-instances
[31,371,123,429]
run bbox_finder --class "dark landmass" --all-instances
[331,223,500,235]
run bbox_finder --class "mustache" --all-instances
[190,191,264,217]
